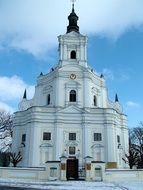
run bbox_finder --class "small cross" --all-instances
[71,0,76,3]
[71,0,76,8]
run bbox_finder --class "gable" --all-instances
[57,105,88,114]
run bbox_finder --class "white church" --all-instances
[12,2,129,180]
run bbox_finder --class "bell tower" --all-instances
[58,1,87,67]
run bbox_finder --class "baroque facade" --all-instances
[12,3,129,178]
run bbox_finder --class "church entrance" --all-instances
[66,157,78,180]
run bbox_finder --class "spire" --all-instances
[100,74,104,78]
[23,89,27,99]
[115,93,119,102]
[67,0,79,33]
[72,0,75,10]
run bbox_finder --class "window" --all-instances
[47,94,50,105]
[95,168,102,178]
[22,134,26,142]
[43,132,51,140]
[69,146,76,155]
[117,135,120,143]
[93,95,97,106]
[70,50,76,59]
[69,90,76,102]
[69,133,76,140]
[50,167,57,177]
[94,133,102,141]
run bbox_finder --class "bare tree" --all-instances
[0,110,14,167]
[130,123,143,168]
[10,152,22,167]
[0,152,10,167]
[122,138,139,169]
[0,110,13,132]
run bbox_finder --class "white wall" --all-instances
[0,163,61,181]
[105,169,143,182]
[0,167,47,181]
[1,165,143,182]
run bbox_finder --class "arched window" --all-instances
[47,94,50,105]
[69,90,76,102]
[70,50,76,59]
[93,95,97,106]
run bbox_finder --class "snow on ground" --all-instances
[0,179,143,190]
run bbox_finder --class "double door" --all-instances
[66,158,78,180]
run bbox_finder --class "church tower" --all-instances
[58,3,87,68]
[12,2,129,180]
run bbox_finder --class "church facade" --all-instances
[12,3,129,179]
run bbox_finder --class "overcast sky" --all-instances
[0,0,143,127]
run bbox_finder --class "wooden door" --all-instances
[66,158,78,180]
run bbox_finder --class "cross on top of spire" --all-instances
[71,0,76,3]
[71,0,76,10]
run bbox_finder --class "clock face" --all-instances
[70,73,76,80]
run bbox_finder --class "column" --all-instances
[83,78,91,107]
[105,124,117,168]
[85,156,92,181]
[55,123,62,160]
[60,156,67,181]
